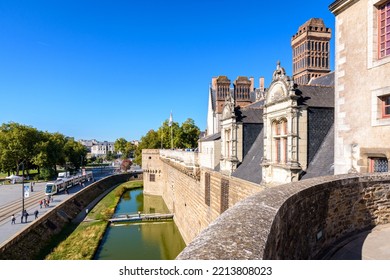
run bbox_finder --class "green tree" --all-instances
[114,138,128,157]
[32,132,66,174]
[133,129,160,164]
[178,118,200,148]
[63,138,88,172]
[0,122,40,175]
[133,117,200,165]
[114,138,136,159]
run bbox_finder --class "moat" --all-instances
[94,188,186,260]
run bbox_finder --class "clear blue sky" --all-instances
[0,0,335,142]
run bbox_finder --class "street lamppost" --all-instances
[19,161,26,223]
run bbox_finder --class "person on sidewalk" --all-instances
[23,209,29,223]
[11,214,16,225]
[34,209,39,219]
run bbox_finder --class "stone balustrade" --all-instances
[160,149,199,168]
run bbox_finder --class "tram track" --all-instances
[0,191,47,224]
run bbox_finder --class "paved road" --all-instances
[0,170,113,247]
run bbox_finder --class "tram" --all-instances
[45,171,93,195]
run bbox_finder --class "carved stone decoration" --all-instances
[266,62,296,105]
[222,94,235,120]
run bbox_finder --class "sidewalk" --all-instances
[328,224,390,260]
[0,179,95,247]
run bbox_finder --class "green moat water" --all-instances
[94,188,186,260]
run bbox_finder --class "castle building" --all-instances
[206,76,264,136]
[262,63,334,185]
[329,0,390,174]
[199,18,335,185]
[292,18,332,85]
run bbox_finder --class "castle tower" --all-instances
[233,76,252,108]
[214,76,231,113]
[291,18,331,85]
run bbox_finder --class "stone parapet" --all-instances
[177,173,390,259]
[160,149,199,167]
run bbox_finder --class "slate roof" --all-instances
[232,128,264,184]
[236,107,264,124]
[199,132,221,142]
[301,124,334,179]
[296,84,334,108]
[308,72,334,87]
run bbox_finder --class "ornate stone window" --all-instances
[273,118,288,164]
[369,157,389,172]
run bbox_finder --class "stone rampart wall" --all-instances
[177,173,390,259]
[0,173,134,260]
[142,149,263,245]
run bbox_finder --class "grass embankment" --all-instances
[45,180,143,260]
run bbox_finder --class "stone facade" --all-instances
[330,0,390,174]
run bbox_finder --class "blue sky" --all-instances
[0,1,335,142]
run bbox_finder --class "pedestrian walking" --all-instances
[23,209,29,223]
[34,210,39,219]
[31,182,34,192]
[11,214,16,225]
[39,200,43,208]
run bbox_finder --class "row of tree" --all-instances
[0,117,201,177]
[131,118,200,164]
[0,122,87,179]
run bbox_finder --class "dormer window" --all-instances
[273,119,288,164]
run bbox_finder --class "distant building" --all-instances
[78,139,98,152]
[90,141,115,157]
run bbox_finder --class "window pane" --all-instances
[385,96,390,104]
[374,158,388,172]
[385,106,390,115]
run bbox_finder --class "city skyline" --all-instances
[0,1,335,142]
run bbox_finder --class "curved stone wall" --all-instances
[177,173,390,259]
[0,173,135,260]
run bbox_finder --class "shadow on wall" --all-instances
[177,173,390,260]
